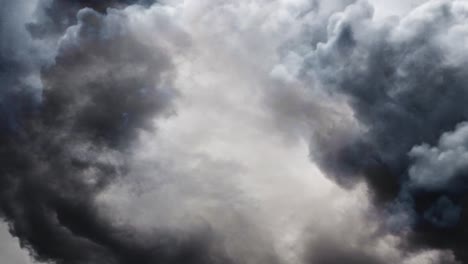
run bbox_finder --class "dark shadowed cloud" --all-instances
[279,0,468,262]
[0,2,232,264]
[2,0,468,264]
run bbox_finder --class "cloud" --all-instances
[0,2,200,264]
[409,122,468,192]
[2,0,468,264]
[0,221,39,264]
[266,0,468,261]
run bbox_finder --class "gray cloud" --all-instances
[0,2,225,264]
[272,0,468,262]
[409,122,468,192]
[305,238,386,264]
[3,0,468,264]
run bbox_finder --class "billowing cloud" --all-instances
[2,0,468,264]
[271,0,468,262]
[0,2,196,264]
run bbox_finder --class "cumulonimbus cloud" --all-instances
[1,0,468,264]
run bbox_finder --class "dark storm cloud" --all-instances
[292,0,468,262]
[0,3,235,264]
[0,0,46,134]
[305,238,386,264]
[27,0,156,39]
[6,0,468,263]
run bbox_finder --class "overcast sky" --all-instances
[369,0,429,17]
[1,1,467,264]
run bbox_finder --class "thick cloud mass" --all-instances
[3,0,468,264]
[289,0,468,262]
[0,2,221,264]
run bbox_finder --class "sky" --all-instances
[369,0,429,17]
[3,0,468,264]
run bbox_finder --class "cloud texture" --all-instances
[2,0,468,264]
